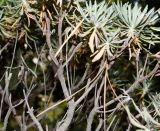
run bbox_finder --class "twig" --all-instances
[23,90,43,131]
[95,118,103,131]
[0,42,10,56]
[55,17,85,57]
[126,63,159,93]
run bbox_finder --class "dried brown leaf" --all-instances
[92,46,106,62]
[89,29,96,53]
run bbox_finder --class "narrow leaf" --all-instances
[89,29,96,53]
[92,46,105,62]
[105,42,113,56]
